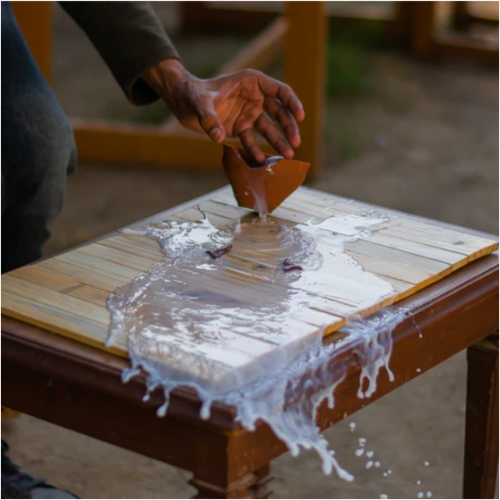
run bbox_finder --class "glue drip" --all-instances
[243,155,283,216]
[107,208,407,479]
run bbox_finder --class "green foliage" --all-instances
[326,24,382,97]
[324,24,383,161]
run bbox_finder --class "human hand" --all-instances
[143,59,305,163]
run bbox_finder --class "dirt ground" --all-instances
[2,3,498,499]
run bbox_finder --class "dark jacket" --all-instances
[60,2,180,105]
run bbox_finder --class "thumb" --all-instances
[194,95,226,143]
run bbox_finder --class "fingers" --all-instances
[239,129,266,164]
[255,114,294,159]
[193,94,226,143]
[257,73,305,122]
[264,98,301,149]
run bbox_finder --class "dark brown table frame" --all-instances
[2,190,499,499]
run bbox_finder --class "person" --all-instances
[1,2,304,498]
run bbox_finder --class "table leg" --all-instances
[463,333,499,499]
[190,464,272,499]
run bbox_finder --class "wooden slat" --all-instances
[11,1,52,83]
[410,2,435,56]
[269,206,316,224]
[361,231,468,266]
[214,188,481,268]
[212,191,239,206]
[100,234,163,261]
[1,292,122,353]
[72,120,273,170]
[298,307,344,328]
[36,259,125,292]
[281,188,336,208]
[174,206,239,228]
[375,276,414,296]
[382,218,498,257]
[56,253,142,283]
[198,200,254,220]
[344,239,450,285]
[2,277,110,326]
[68,285,110,307]
[9,266,82,292]
[2,188,498,389]
[180,2,278,34]
[77,244,159,272]
[435,32,499,66]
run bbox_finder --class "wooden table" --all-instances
[2,188,498,499]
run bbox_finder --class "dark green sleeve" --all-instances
[59,1,180,105]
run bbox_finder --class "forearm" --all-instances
[142,58,190,103]
[142,59,224,140]
[141,60,303,159]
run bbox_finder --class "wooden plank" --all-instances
[284,1,327,176]
[11,1,52,83]
[268,207,314,224]
[360,231,468,267]
[382,218,498,257]
[56,253,142,283]
[36,259,126,292]
[344,239,450,285]
[211,189,308,224]
[173,206,240,228]
[451,1,471,30]
[298,307,344,328]
[9,266,82,292]
[198,200,254,220]
[73,121,227,170]
[411,2,435,56]
[68,285,110,307]
[281,195,370,218]
[280,191,498,263]
[181,2,391,35]
[278,197,336,217]
[434,32,499,66]
[72,120,273,170]
[2,187,498,391]
[99,235,163,262]
[77,244,159,272]
[1,292,121,353]
[214,189,336,224]
[174,210,237,229]
[148,269,328,343]
[212,190,239,206]
[2,276,110,326]
[180,2,278,34]
[374,276,414,296]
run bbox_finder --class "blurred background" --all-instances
[3,1,499,499]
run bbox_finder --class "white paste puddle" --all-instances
[106,209,409,479]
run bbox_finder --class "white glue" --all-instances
[107,210,409,480]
